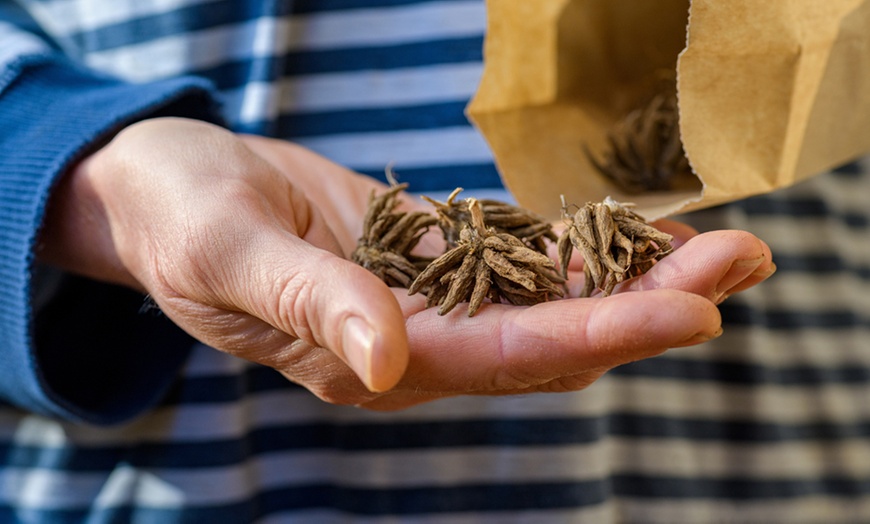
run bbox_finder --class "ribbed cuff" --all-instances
[0,54,223,424]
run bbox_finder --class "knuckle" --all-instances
[485,319,544,391]
[538,373,603,393]
[488,367,543,391]
[275,342,380,407]
[305,373,380,406]
[312,386,377,407]
[276,273,315,341]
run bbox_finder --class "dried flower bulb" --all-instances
[409,198,565,316]
[585,92,693,193]
[558,197,673,297]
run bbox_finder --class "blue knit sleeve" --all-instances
[0,53,225,425]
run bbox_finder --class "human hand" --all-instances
[243,135,775,410]
[40,118,774,407]
[39,118,410,392]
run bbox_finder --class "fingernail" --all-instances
[342,317,375,390]
[714,256,765,301]
[714,260,777,303]
[753,261,777,279]
[677,327,723,347]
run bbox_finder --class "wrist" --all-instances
[37,145,142,291]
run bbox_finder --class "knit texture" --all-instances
[0,54,222,423]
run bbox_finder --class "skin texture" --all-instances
[38,117,775,410]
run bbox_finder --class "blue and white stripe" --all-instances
[3,0,870,522]
[0,20,49,88]
[16,0,499,190]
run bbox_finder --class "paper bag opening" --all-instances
[467,0,870,220]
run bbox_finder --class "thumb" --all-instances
[238,230,410,393]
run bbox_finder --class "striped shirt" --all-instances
[1,1,870,522]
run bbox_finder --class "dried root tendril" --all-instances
[421,188,557,254]
[351,182,437,288]
[558,196,673,297]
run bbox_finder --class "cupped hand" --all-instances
[41,118,774,409]
[242,134,775,410]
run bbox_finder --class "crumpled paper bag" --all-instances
[466,0,870,220]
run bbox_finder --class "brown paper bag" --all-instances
[466,0,870,220]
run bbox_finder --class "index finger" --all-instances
[394,288,720,394]
[391,228,773,393]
